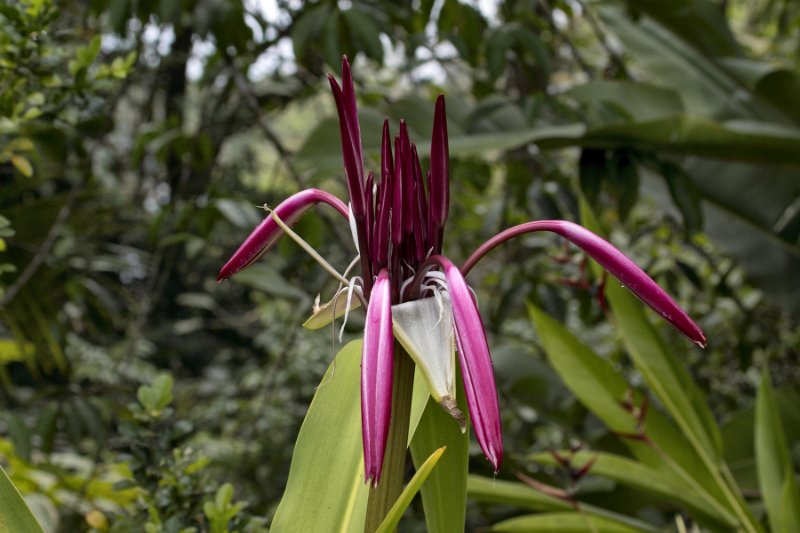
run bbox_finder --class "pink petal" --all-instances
[461,220,707,347]
[217,189,348,281]
[427,255,503,471]
[361,268,395,484]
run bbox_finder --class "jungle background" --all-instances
[1,0,799,531]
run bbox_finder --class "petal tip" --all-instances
[694,336,708,349]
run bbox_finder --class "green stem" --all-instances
[364,343,415,533]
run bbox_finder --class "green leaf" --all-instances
[229,263,309,301]
[576,200,723,460]
[489,512,644,532]
[622,0,741,57]
[569,80,684,122]
[586,6,800,311]
[375,447,446,533]
[485,26,515,80]
[660,161,703,235]
[578,201,758,531]
[685,157,800,312]
[468,476,574,512]
[604,281,722,460]
[528,450,729,527]
[137,374,174,414]
[468,478,658,532]
[577,115,800,165]
[9,155,32,177]
[215,199,263,229]
[271,341,368,532]
[597,5,765,120]
[527,304,638,435]
[0,465,44,533]
[299,114,800,181]
[528,303,738,527]
[755,370,800,533]
[291,4,332,59]
[342,9,384,63]
[409,381,469,533]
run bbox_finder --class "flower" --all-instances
[218,56,706,486]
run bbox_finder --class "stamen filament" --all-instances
[270,210,351,286]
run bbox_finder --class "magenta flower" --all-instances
[218,57,706,486]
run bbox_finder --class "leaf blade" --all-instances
[271,341,368,533]
[409,376,469,533]
[755,370,800,533]
[0,465,45,533]
[375,447,446,533]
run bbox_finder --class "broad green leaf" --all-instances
[622,0,741,57]
[588,6,800,311]
[755,370,800,533]
[375,447,446,533]
[298,113,800,185]
[569,80,684,122]
[467,477,658,532]
[489,512,644,533]
[528,303,737,527]
[271,341,368,533]
[597,5,775,121]
[342,9,384,63]
[576,116,800,165]
[685,158,800,312]
[409,374,469,533]
[0,465,44,533]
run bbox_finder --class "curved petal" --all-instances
[362,268,394,485]
[461,220,706,347]
[424,255,503,472]
[217,189,348,281]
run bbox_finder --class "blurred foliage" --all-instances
[0,0,798,530]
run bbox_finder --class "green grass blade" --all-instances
[488,512,646,532]
[375,447,446,533]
